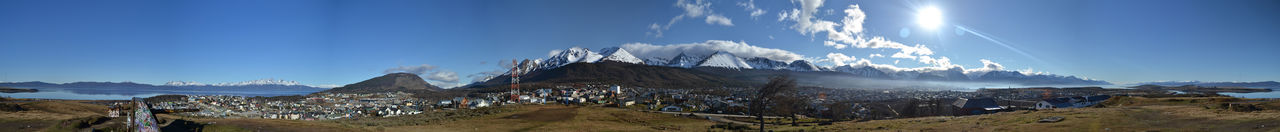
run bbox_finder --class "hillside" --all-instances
[321,73,443,94]
[782,96,1280,131]
[473,62,751,89]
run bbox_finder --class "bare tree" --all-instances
[751,75,796,131]
[824,101,853,122]
[772,90,807,126]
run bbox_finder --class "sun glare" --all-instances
[917,6,944,30]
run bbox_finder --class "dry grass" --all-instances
[0,100,110,132]
[386,105,716,132]
[156,114,363,132]
[775,97,1280,132]
[154,105,716,132]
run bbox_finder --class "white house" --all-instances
[609,85,623,94]
[1036,95,1112,109]
[661,105,683,112]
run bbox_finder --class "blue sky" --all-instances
[1,0,1277,87]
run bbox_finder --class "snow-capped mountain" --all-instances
[598,47,644,64]
[502,59,542,76]
[696,52,753,69]
[539,47,604,70]
[833,65,890,78]
[643,57,669,66]
[786,60,820,71]
[916,67,969,81]
[509,46,1111,86]
[745,57,788,70]
[665,53,704,68]
[974,71,1110,85]
[163,79,304,86]
[215,79,302,86]
[164,81,206,86]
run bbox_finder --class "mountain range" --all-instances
[470,46,1110,89]
[0,79,327,97]
[162,79,304,87]
[1137,81,1280,89]
[0,79,324,89]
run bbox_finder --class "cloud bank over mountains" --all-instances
[620,40,804,62]
[384,64,461,87]
[457,0,1106,87]
[634,0,1051,79]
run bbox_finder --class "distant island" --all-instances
[0,87,38,93]
[1131,84,1272,93]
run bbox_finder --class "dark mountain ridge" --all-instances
[320,73,443,94]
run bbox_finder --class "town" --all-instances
[133,83,1155,123]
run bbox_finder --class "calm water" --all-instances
[0,87,321,100]
[1222,91,1280,98]
[0,89,163,100]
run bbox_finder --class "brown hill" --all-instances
[321,73,442,94]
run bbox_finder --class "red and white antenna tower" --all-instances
[510,59,520,102]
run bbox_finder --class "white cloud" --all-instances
[779,0,836,35]
[426,71,459,83]
[648,0,734,37]
[825,53,857,66]
[547,49,564,58]
[620,40,805,62]
[962,59,1006,79]
[385,64,460,86]
[780,3,940,67]
[823,41,846,49]
[890,52,916,60]
[383,64,438,75]
[467,70,506,83]
[676,0,711,17]
[1016,67,1049,76]
[705,15,734,26]
[737,0,767,18]
[916,56,956,67]
[868,54,884,58]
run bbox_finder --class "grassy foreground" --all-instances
[776,96,1280,131]
[153,105,716,132]
[8,96,1280,131]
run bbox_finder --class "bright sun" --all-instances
[916,6,944,30]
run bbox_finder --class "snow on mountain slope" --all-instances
[163,79,303,86]
[540,47,604,69]
[164,81,206,86]
[697,52,753,69]
[746,57,788,70]
[833,65,890,78]
[644,57,669,66]
[598,47,644,64]
[666,52,703,68]
[215,79,302,86]
[786,60,820,71]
